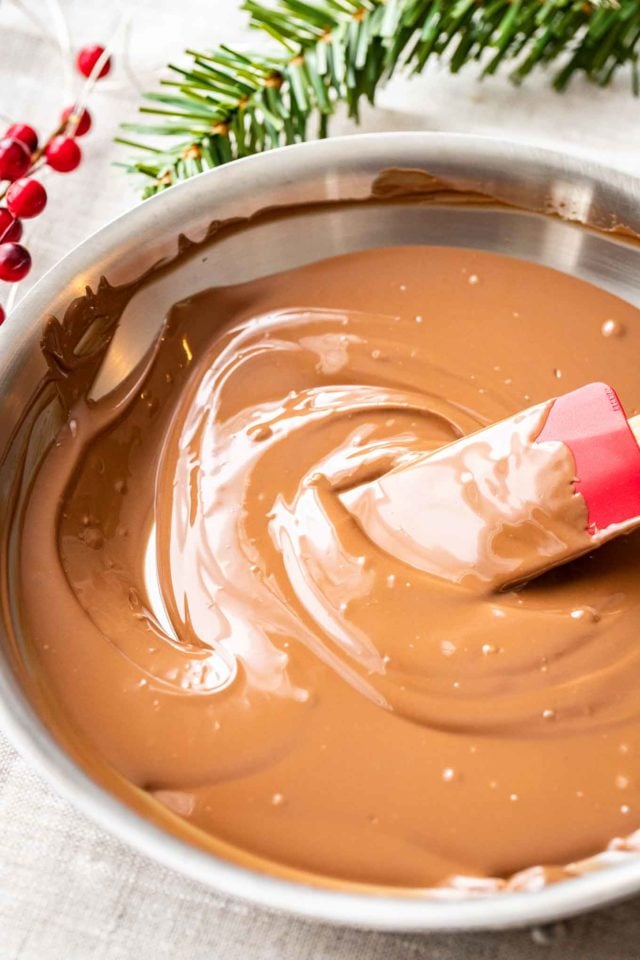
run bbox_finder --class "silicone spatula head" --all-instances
[536,382,640,532]
[342,383,640,592]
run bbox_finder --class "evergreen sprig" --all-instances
[118,0,640,198]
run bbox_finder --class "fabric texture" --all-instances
[1,1,640,956]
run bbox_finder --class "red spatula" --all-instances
[342,382,640,591]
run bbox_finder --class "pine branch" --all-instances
[117,0,640,198]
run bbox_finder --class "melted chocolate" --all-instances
[11,243,640,890]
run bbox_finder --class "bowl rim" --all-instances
[3,130,640,931]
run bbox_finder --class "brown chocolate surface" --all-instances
[13,245,640,889]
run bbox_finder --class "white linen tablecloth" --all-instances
[2,1,640,956]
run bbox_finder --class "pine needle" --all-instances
[117,0,640,198]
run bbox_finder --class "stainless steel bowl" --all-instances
[2,132,640,931]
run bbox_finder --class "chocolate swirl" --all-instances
[13,245,640,887]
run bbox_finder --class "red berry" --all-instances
[5,124,38,153]
[7,179,47,219]
[45,136,81,173]
[0,243,31,282]
[76,44,111,79]
[0,304,5,325]
[0,139,31,182]
[60,106,92,137]
[0,209,22,243]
